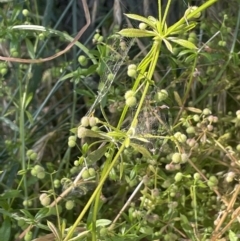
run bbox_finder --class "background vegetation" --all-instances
[0,0,240,241]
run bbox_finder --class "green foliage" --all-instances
[1,0,240,241]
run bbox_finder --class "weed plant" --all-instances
[1,0,240,241]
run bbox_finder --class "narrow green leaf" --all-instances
[163,39,173,53]
[130,143,152,159]
[180,214,195,240]
[0,117,18,131]
[173,91,183,107]
[177,49,195,57]
[59,72,75,81]
[20,209,34,219]
[185,107,202,113]
[124,14,156,29]
[0,218,11,241]
[78,128,111,139]
[185,54,197,63]
[88,145,108,164]
[229,230,238,241]
[47,220,61,241]
[96,219,112,227]
[25,110,34,125]
[139,226,153,235]
[25,93,33,108]
[25,38,35,59]
[0,190,22,200]
[167,22,197,35]
[199,52,213,62]
[118,28,155,38]
[124,137,130,148]
[35,207,51,220]
[168,38,197,50]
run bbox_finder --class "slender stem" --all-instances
[131,40,161,129]
[63,143,126,241]
[19,66,28,200]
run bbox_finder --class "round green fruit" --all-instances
[174,172,183,182]
[125,96,137,107]
[124,90,135,99]
[65,200,74,210]
[172,152,181,163]
[22,9,29,17]
[68,140,76,148]
[80,116,89,127]
[78,55,88,66]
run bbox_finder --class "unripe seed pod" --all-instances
[38,33,45,40]
[236,144,240,152]
[194,173,200,180]
[77,127,88,138]
[189,32,197,39]
[173,132,181,139]
[100,227,108,237]
[68,140,76,148]
[186,126,195,134]
[98,36,104,42]
[89,117,97,127]
[128,64,137,70]
[24,231,32,241]
[34,165,44,172]
[226,176,233,183]
[155,89,168,102]
[40,195,51,206]
[181,153,188,163]
[193,114,200,122]
[68,135,77,142]
[26,149,34,157]
[207,124,213,131]
[178,134,187,143]
[139,22,147,30]
[172,152,181,163]
[39,193,48,201]
[30,152,37,161]
[78,55,88,66]
[174,172,183,182]
[74,160,79,166]
[31,168,37,176]
[80,116,89,127]
[65,200,74,210]
[107,73,114,81]
[88,167,96,177]
[22,9,29,17]
[37,171,46,179]
[125,96,137,107]
[0,68,8,75]
[54,179,61,188]
[23,200,28,207]
[124,90,135,99]
[82,169,90,179]
[27,200,32,207]
[207,180,216,188]
[93,33,100,41]
[203,108,211,115]
[188,37,197,44]
[127,69,137,78]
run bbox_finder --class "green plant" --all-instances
[1,0,240,241]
